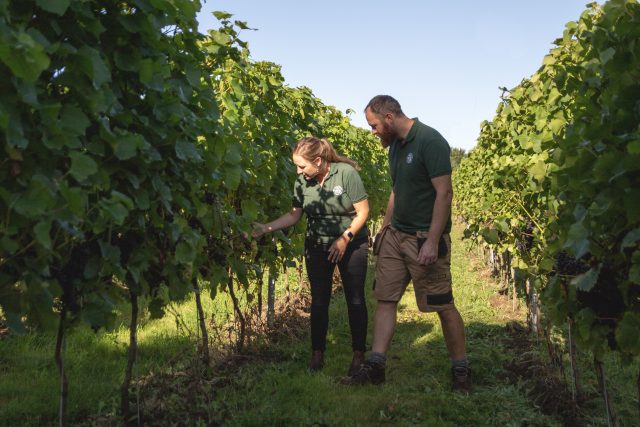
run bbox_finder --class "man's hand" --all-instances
[417,238,438,265]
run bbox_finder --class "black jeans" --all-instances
[304,237,369,352]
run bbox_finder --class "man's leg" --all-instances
[408,233,471,392]
[341,300,395,385]
[342,227,411,385]
[437,306,465,360]
[438,306,471,393]
[371,300,399,354]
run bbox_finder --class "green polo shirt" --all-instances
[389,119,452,234]
[293,162,368,244]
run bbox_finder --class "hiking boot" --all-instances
[347,351,365,377]
[341,360,385,385]
[309,350,324,372]
[451,366,471,394]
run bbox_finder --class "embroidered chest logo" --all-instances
[406,152,414,164]
[332,185,344,196]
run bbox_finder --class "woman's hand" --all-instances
[328,236,348,263]
[252,222,267,238]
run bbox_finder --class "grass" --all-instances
[1,224,638,426]
[0,271,298,426]
[210,226,562,427]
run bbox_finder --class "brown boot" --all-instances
[309,350,324,372]
[347,351,365,377]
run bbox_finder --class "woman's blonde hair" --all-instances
[293,136,359,170]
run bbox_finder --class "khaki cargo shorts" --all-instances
[373,226,454,312]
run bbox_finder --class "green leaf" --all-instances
[113,135,142,160]
[570,266,600,291]
[139,58,154,85]
[36,0,70,15]
[576,308,596,341]
[175,140,202,162]
[528,160,547,182]
[110,191,135,210]
[599,47,615,65]
[1,236,19,254]
[78,46,110,88]
[623,189,640,219]
[615,312,640,354]
[60,105,90,136]
[33,221,52,250]
[0,31,50,82]
[134,190,150,210]
[148,298,166,319]
[100,200,128,224]
[213,11,233,20]
[565,221,590,259]
[629,252,640,283]
[241,199,258,221]
[99,241,121,265]
[622,228,640,248]
[14,175,55,218]
[5,144,23,161]
[60,184,87,215]
[629,263,640,284]
[175,242,196,264]
[231,79,245,99]
[481,228,499,244]
[224,164,242,190]
[494,218,509,233]
[542,55,556,66]
[4,311,27,334]
[627,139,640,154]
[69,151,98,181]
[224,141,242,164]
[549,118,564,135]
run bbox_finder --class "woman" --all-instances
[253,136,370,376]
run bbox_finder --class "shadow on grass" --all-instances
[3,303,635,426]
[203,318,572,427]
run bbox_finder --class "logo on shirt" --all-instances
[332,185,344,196]
[406,152,414,164]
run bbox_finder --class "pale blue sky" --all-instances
[197,1,595,151]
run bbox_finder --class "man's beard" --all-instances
[379,122,397,147]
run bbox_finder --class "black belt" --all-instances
[394,227,449,237]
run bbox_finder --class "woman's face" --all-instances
[292,154,321,180]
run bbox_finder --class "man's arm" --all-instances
[382,190,395,227]
[417,174,453,265]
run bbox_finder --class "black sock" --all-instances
[368,352,386,366]
[451,358,468,369]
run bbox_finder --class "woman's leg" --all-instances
[304,244,334,352]
[337,238,369,352]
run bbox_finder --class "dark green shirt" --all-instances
[293,162,368,244]
[389,119,452,234]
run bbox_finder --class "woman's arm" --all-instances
[253,207,303,238]
[327,199,369,263]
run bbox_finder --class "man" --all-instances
[344,95,470,392]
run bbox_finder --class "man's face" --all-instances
[365,108,395,148]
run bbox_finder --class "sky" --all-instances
[196,1,596,151]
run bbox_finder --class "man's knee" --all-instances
[437,305,463,323]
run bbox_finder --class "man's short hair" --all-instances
[365,95,404,116]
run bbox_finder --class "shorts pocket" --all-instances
[372,224,390,256]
